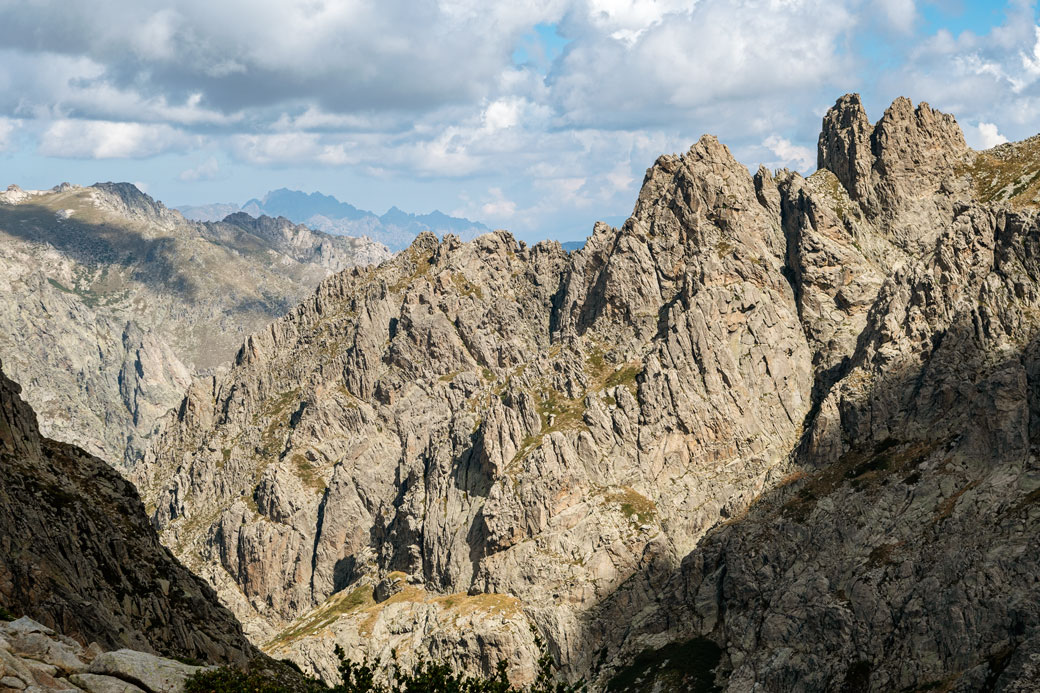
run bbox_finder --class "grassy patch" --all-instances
[255,389,301,459]
[389,248,434,293]
[604,365,641,393]
[439,370,462,383]
[808,168,853,222]
[604,486,657,525]
[959,135,1040,208]
[782,439,939,522]
[450,272,484,299]
[867,541,903,569]
[266,584,376,649]
[933,480,980,525]
[291,454,326,493]
[510,390,589,468]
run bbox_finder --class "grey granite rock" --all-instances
[136,94,1040,691]
[0,182,389,468]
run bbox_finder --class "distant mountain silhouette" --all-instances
[179,189,490,251]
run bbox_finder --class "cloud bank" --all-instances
[0,0,1038,239]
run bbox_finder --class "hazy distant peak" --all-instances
[179,188,491,251]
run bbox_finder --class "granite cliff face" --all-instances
[0,182,389,468]
[140,95,1040,691]
[0,360,256,667]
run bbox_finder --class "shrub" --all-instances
[185,632,585,693]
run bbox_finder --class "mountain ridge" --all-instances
[137,93,1040,690]
[0,181,389,467]
[179,187,490,252]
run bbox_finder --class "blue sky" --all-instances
[0,0,1038,244]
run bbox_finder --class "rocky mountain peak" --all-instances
[818,93,970,251]
[125,94,1040,690]
[91,182,180,227]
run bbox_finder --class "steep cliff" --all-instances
[0,182,389,468]
[0,360,256,666]
[140,95,1040,691]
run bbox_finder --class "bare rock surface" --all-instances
[0,616,208,693]
[0,361,256,667]
[138,94,1040,691]
[0,182,389,468]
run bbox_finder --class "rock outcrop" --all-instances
[0,360,256,666]
[0,616,210,693]
[0,182,390,467]
[139,95,1040,691]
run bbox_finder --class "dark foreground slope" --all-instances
[141,94,1040,691]
[0,359,256,665]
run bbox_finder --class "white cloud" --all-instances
[877,0,916,34]
[482,98,523,131]
[230,132,359,167]
[888,12,1040,138]
[967,122,1009,150]
[585,0,698,44]
[39,120,197,159]
[763,134,814,172]
[481,187,517,219]
[0,118,20,152]
[179,156,220,181]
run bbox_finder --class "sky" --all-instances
[0,0,1039,244]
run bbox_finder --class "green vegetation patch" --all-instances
[604,365,640,393]
[266,584,376,649]
[451,272,484,299]
[606,638,722,693]
[603,487,657,526]
[291,454,327,493]
[808,168,853,222]
[959,135,1040,207]
[389,248,434,293]
[511,390,589,468]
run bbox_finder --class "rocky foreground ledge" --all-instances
[0,616,206,693]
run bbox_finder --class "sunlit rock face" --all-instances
[141,95,1040,691]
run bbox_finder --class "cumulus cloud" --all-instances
[481,187,518,218]
[39,120,196,158]
[967,122,1009,150]
[0,118,19,152]
[763,134,815,172]
[883,9,1040,140]
[877,0,917,34]
[179,156,220,181]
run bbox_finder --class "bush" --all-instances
[185,633,585,693]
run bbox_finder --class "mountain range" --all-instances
[133,94,1040,690]
[178,188,491,252]
[3,93,1040,691]
[0,181,389,467]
